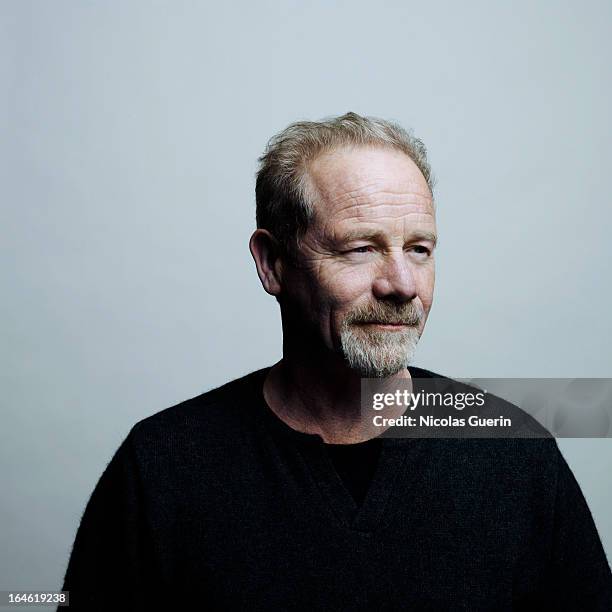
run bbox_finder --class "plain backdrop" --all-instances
[2,0,611,596]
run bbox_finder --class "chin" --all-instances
[341,337,418,378]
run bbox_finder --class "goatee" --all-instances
[339,301,423,378]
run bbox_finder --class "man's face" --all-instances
[281,146,437,378]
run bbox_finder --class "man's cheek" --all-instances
[327,275,372,304]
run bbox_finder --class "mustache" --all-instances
[344,301,423,327]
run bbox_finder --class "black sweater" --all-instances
[60,366,612,610]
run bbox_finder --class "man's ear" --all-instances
[249,229,285,296]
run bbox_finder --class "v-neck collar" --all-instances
[301,434,419,533]
[248,366,432,534]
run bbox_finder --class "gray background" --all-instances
[2,0,611,596]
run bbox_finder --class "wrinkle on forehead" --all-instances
[312,182,436,242]
[322,208,436,249]
[323,177,432,206]
[325,188,433,221]
[307,147,434,225]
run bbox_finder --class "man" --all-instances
[61,112,612,610]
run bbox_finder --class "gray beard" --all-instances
[339,324,420,378]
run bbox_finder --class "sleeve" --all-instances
[59,428,158,611]
[542,445,612,610]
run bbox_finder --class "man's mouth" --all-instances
[361,321,414,328]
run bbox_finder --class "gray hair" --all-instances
[255,111,435,257]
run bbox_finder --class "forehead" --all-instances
[306,146,434,229]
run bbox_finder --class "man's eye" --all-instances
[350,246,373,253]
[409,245,431,256]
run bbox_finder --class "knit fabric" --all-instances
[60,366,612,610]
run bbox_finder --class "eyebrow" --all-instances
[338,229,438,248]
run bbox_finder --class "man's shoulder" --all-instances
[411,365,553,437]
[408,364,444,379]
[408,365,559,467]
[127,366,271,450]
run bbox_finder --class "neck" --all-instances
[263,350,411,444]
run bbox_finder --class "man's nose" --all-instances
[372,252,417,302]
